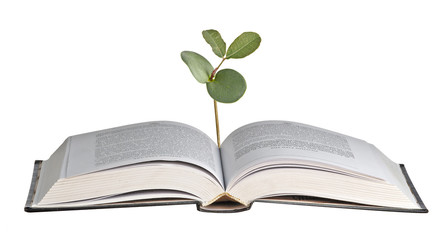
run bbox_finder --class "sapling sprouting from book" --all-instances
[24,30,427,213]
[181,30,261,147]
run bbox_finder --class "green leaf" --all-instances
[181,51,214,83]
[206,69,246,103]
[226,32,261,59]
[202,29,226,58]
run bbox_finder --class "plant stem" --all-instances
[210,57,226,80]
[214,99,221,148]
[211,58,226,147]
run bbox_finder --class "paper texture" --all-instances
[221,121,394,186]
[65,121,223,184]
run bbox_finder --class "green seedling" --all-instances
[181,29,261,146]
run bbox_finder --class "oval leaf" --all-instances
[181,51,214,83]
[202,29,226,58]
[226,32,261,59]
[206,69,246,103]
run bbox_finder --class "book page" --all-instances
[63,121,223,185]
[220,121,391,187]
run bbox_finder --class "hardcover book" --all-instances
[25,120,427,213]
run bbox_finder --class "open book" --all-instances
[25,121,427,213]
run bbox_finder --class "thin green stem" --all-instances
[210,58,226,147]
[210,57,226,81]
[214,99,221,148]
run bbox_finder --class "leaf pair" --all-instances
[202,30,261,59]
[180,51,246,103]
[181,30,261,103]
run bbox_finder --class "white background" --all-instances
[1,0,447,239]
